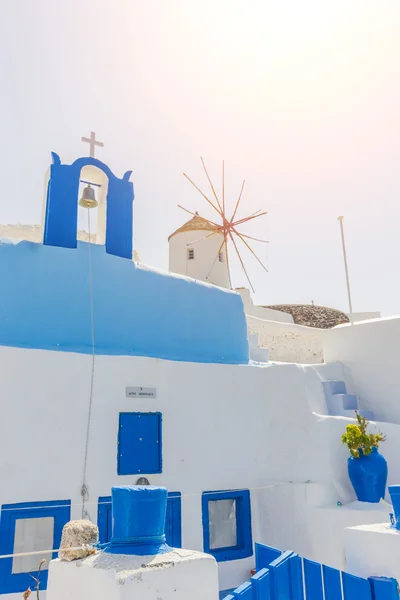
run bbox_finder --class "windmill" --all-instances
[179,158,268,292]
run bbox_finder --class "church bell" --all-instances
[79,184,98,209]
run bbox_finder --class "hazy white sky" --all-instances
[0,0,399,314]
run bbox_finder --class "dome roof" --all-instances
[264,304,350,329]
[168,213,222,241]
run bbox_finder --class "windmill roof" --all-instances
[168,213,222,241]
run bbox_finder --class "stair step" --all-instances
[358,409,375,420]
[322,380,347,396]
[336,393,358,410]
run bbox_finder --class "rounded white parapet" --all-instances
[345,522,400,581]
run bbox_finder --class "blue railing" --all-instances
[222,543,399,599]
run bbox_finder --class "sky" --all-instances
[0,0,399,315]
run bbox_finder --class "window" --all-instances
[218,252,224,263]
[117,412,162,475]
[98,492,181,547]
[202,490,252,562]
[187,248,195,260]
[0,500,71,594]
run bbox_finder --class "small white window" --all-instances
[208,499,237,550]
[12,517,54,574]
[218,252,224,263]
[188,248,195,260]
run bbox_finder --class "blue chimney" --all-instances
[105,486,169,555]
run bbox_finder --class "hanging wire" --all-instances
[80,207,96,520]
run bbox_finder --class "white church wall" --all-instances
[169,229,230,288]
[235,288,294,324]
[348,312,381,322]
[247,315,324,364]
[1,347,399,594]
[322,317,400,424]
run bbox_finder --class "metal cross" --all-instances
[81,131,104,158]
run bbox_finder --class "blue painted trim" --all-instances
[232,581,252,598]
[166,492,182,548]
[98,492,181,548]
[202,489,253,562]
[369,576,399,600]
[0,499,71,594]
[219,590,235,600]
[269,551,294,600]
[323,565,342,600]
[117,412,162,475]
[303,558,324,600]
[255,542,282,571]
[342,571,372,599]
[251,568,270,600]
[98,496,112,544]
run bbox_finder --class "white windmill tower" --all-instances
[168,158,268,291]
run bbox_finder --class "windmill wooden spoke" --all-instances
[232,211,268,227]
[222,161,225,215]
[233,229,269,273]
[229,231,255,293]
[201,157,223,213]
[182,158,269,292]
[187,230,221,246]
[230,180,245,224]
[178,205,221,228]
[205,237,226,281]
[237,232,269,243]
[183,173,223,217]
[178,205,198,217]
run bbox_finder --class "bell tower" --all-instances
[43,132,134,260]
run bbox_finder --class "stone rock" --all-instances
[264,304,350,329]
[59,520,99,561]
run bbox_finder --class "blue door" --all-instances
[98,492,181,547]
[117,412,162,475]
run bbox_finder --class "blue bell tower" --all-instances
[43,133,134,260]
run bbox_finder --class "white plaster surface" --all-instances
[169,228,230,288]
[47,549,219,600]
[0,224,98,244]
[247,314,324,364]
[323,316,400,423]
[235,288,294,324]
[345,522,400,580]
[347,312,381,322]
[1,347,399,595]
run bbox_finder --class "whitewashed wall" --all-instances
[0,347,399,598]
[322,317,400,424]
[235,288,294,324]
[169,229,230,288]
[247,315,324,364]
[348,312,381,322]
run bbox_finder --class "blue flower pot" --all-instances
[347,447,387,503]
[388,486,400,529]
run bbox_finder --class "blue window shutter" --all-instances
[166,493,182,548]
[202,489,252,562]
[98,497,112,544]
[0,500,71,594]
[117,412,162,475]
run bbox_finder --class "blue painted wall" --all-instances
[44,153,134,260]
[0,239,249,363]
